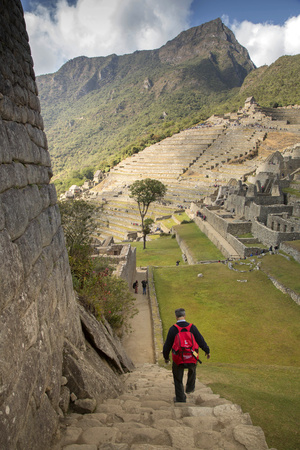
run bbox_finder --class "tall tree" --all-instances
[129,178,167,249]
[58,199,96,254]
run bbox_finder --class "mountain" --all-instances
[37,18,256,190]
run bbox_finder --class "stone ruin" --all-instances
[190,160,300,259]
[0,2,133,448]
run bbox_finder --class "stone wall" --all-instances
[252,220,300,247]
[201,207,252,238]
[0,2,133,448]
[113,244,137,285]
[280,242,300,264]
[246,203,293,224]
[174,229,197,264]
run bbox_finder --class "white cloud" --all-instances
[231,15,300,67]
[25,0,193,75]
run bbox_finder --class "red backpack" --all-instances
[172,323,199,365]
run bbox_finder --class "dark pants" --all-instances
[172,362,197,402]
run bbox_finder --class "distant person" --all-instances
[133,280,138,294]
[176,260,180,266]
[141,279,148,295]
[163,308,210,403]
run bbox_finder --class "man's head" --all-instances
[175,308,186,319]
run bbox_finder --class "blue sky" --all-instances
[20,0,300,75]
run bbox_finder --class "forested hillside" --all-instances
[36,18,300,193]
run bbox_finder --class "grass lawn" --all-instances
[174,222,224,261]
[130,235,185,267]
[153,263,300,450]
[161,212,191,230]
[260,253,300,294]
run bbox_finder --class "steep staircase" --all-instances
[51,363,272,449]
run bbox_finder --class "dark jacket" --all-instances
[163,320,210,361]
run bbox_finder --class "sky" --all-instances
[20,0,300,76]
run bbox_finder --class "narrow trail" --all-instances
[121,268,155,364]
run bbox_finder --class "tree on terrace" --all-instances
[129,178,167,249]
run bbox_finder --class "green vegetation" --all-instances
[38,46,300,194]
[59,199,97,253]
[36,21,258,188]
[236,233,253,238]
[174,222,224,261]
[154,263,300,450]
[133,229,300,450]
[283,187,300,198]
[59,199,136,333]
[260,253,300,294]
[130,235,184,267]
[129,178,167,249]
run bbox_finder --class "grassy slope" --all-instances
[133,230,300,450]
[174,222,224,261]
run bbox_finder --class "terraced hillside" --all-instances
[90,105,300,242]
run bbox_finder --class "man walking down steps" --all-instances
[51,271,273,449]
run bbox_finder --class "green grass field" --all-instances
[154,263,300,450]
[133,230,300,450]
[174,222,224,261]
[130,235,184,267]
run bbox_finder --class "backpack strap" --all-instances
[174,323,193,332]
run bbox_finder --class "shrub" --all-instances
[78,265,137,335]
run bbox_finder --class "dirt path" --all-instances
[122,268,155,364]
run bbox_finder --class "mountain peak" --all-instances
[158,19,255,70]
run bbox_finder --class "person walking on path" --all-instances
[163,308,210,403]
[141,279,148,295]
[133,280,138,294]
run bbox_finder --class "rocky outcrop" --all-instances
[0,2,133,449]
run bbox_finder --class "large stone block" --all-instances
[25,123,47,149]
[38,207,60,247]
[0,198,4,230]
[0,94,15,121]
[0,163,16,193]
[26,163,52,185]
[48,183,58,205]
[0,347,40,449]
[16,393,59,450]
[6,120,34,162]
[79,305,126,373]
[0,120,12,163]
[0,229,24,309]
[63,340,123,402]
[1,188,29,239]
[23,247,53,302]
[15,217,43,277]
[13,161,28,188]
[22,184,43,221]
[39,184,51,209]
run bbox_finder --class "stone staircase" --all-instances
[51,363,273,449]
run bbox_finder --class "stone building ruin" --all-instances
[0,2,133,448]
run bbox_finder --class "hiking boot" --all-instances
[173,397,186,403]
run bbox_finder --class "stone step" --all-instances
[51,363,272,450]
